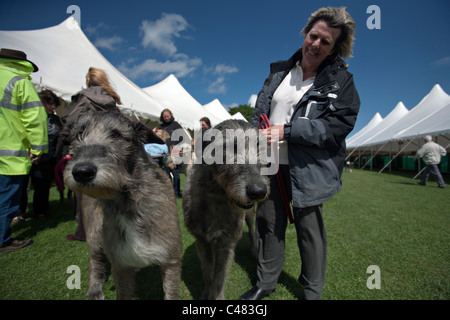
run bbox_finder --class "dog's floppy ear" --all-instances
[132,120,165,145]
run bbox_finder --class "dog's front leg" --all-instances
[160,260,182,300]
[82,196,107,300]
[87,250,107,300]
[111,265,136,300]
[211,243,236,300]
[195,238,215,299]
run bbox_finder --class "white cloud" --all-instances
[248,94,257,107]
[118,13,202,81]
[206,63,239,95]
[227,103,238,109]
[119,57,202,81]
[140,13,190,56]
[214,64,239,75]
[94,36,124,51]
[432,56,450,68]
[207,76,226,94]
[84,22,106,35]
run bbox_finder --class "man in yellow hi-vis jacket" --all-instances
[0,48,48,253]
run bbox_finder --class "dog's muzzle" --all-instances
[236,201,255,210]
[72,163,97,184]
[246,184,268,201]
[236,184,268,210]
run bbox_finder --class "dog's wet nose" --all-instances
[246,184,268,200]
[72,163,97,184]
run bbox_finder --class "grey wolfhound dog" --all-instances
[64,112,182,300]
[183,119,270,300]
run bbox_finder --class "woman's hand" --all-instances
[262,125,285,145]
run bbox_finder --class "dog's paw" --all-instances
[87,290,105,300]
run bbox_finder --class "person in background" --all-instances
[0,48,48,253]
[415,135,447,189]
[27,90,63,218]
[192,117,211,164]
[144,128,170,168]
[242,7,360,300]
[158,108,183,198]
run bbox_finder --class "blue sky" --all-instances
[1,0,449,137]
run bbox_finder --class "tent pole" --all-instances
[360,141,388,170]
[354,145,371,169]
[370,146,373,170]
[358,149,361,168]
[410,166,426,181]
[389,142,392,172]
[345,148,358,161]
[377,140,413,175]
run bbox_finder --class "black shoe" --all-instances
[240,286,274,300]
[0,239,33,253]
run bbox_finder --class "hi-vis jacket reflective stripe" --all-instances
[0,59,48,175]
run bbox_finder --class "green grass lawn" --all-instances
[0,169,448,300]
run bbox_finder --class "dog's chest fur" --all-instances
[186,180,245,244]
[101,201,168,269]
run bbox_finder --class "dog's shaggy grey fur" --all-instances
[183,119,270,300]
[64,112,182,300]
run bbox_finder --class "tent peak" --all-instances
[62,16,81,30]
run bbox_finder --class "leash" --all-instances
[259,114,294,224]
[149,150,194,159]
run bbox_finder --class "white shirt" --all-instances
[269,62,314,164]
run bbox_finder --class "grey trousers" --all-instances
[255,165,327,300]
[420,164,446,188]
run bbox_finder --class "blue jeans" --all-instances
[420,164,446,188]
[0,175,26,245]
[165,165,181,197]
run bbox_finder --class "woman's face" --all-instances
[201,121,209,130]
[301,20,341,70]
[43,101,56,115]
[162,111,172,123]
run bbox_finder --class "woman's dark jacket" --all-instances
[251,49,360,208]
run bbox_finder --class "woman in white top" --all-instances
[241,7,360,300]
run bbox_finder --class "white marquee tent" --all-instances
[394,101,450,141]
[231,112,248,121]
[203,99,232,121]
[142,74,225,131]
[349,101,409,150]
[347,84,450,151]
[346,112,383,149]
[346,84,450,172]
[0,17,165,126]
[203,99,248,122]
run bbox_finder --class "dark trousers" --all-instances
[255,165,327,300]
[0,175,26,245]
[29,159,56,217]
[420,164,446,187]
[165,165,181,197]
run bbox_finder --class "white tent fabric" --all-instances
[203,99,232,121]
[231,112,248,121]
[367,84,450,146]
[346,112,383,148]
[0,17,164,124]
[393,101,450,141]
[203,99,248,122]
[142,74,224,130]
[357,102,409,148]
[346,84,450,154]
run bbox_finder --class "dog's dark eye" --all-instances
[111,130,121,139]
[77,131,84,141]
